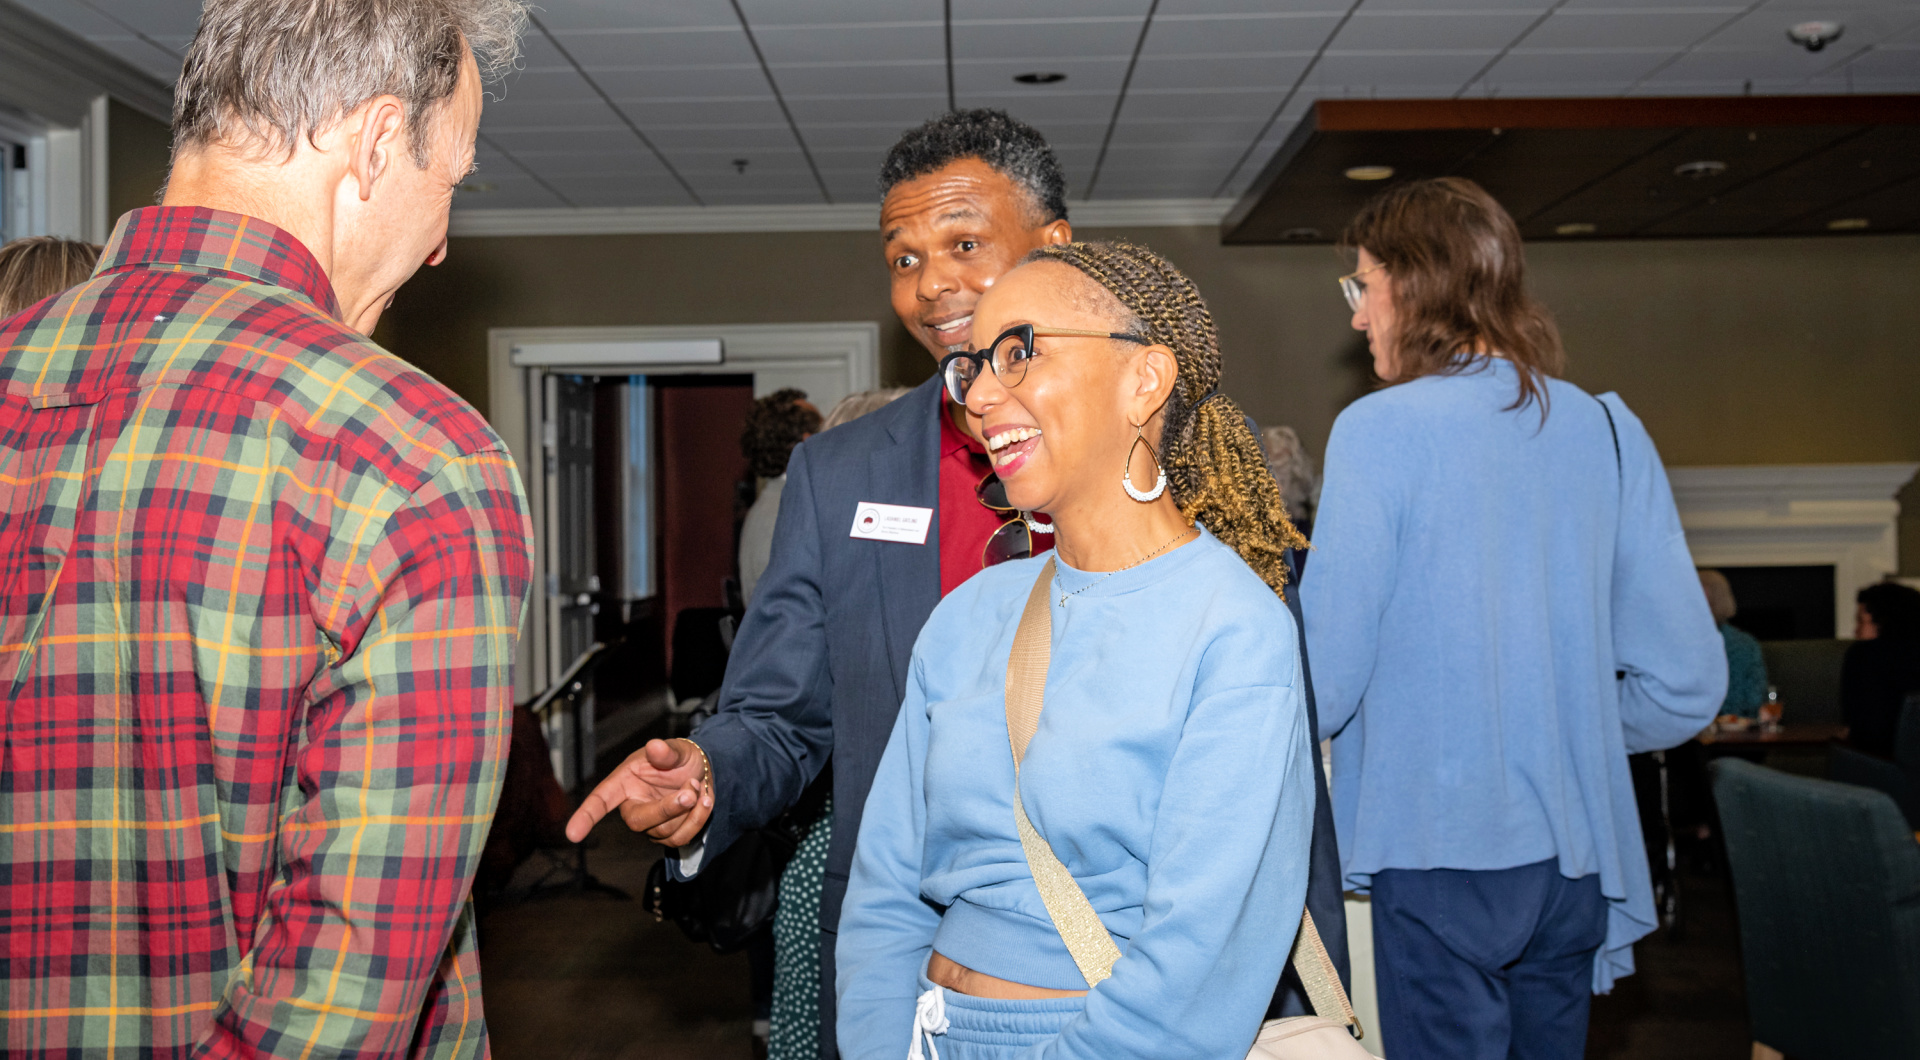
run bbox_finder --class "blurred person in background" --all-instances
[1303,177,1724,1059]
[1699,569,1767,722]
[1843,581,1920,759]
[767,385,905,1060]
[0,235,101,317]
[820,386,911,432]
[739,388,823,605]
[1259,424,1321,537]
[0,1,533,1056]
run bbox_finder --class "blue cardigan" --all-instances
[837,529,1315,1059]
[1301,359,1725,991]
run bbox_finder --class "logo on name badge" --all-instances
[850,502,932,545]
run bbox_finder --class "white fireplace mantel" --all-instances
[1668,463,1919,637]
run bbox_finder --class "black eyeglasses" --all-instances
[938,323,1151,406]
[976,470,1050,568]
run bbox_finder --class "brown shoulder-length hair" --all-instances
[0,236,101,318]
[1341,177,1565,414]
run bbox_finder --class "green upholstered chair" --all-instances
[1756,638,1850,726]
[1828,745,1920,828]
[1710,758,1920,1058]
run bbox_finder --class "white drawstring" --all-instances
[908,985,949,1060]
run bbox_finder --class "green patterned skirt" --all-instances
[768,798,832,1060]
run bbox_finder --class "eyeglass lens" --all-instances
[1340,277,1365,311]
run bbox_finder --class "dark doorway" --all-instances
[654,375,754,687]
[1720,565,1836,640]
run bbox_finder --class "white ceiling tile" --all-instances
[83,37,184,83]
[1841,45,1920,83]
[1629,45,1829,83]
[481,133,653,160]
[1310,50,1495,84]
[1121,88,1290,120]
[785,95,948,126]
[1357,0,1549,8]
[1144,14,1346,57]
[957,0,1153,19]
[1710,5,1915,48]
[83,0,199,38]
[1128,53,1313,91]
[547,28,759,68]
[1158,0,1375,14]
[953,56,1133,95]
[699,188,832,204]
[771,62,949,97]
[952,92,1118,126]
[453,175,568,209]
[12,0,128,38]
[492,69,604,104]
[534,0,738,33]
[607,98,789,128]
[646,125,801,152]
[482,98,619,129]
[797,124,931,150]
[1108,118,1270,147]
[1526,9,1753,49]
[1481,48,1670,84]
[751,24,945,65]
[1336,11,1543,51]
[739,0,942,23]
[949,17,1144,59]
[583,66,767,99]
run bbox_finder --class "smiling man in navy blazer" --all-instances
[569,109,1349,1055]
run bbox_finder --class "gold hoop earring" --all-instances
[1122,424,1167,502]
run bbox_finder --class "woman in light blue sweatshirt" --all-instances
[837,241,1317,1060]
[1303,178,1726,1059]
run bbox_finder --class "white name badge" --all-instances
[849,502,933,545]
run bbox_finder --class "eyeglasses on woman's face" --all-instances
[1338,262,1386,312]
[937,322,1150,406]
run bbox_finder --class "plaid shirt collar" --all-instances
[101,205,342,320]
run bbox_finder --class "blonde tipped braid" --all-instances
[1029,240,1309,597]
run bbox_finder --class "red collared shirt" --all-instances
[938,403,1052,596]
[0,206,533,1058]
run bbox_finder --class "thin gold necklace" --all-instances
[1058,525,1195,607]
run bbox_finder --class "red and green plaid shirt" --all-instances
[0,207,533,1058]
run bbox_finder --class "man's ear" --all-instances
[347,95,410,203]
[1040,218,1072,246]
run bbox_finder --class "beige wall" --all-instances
[107,100,170,224]
[381,226,1920,574]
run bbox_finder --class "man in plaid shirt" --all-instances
[0,1,534,1056]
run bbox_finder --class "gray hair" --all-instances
[822,387,911,431]
[173,0,527,165]
[1259,425,1320,525]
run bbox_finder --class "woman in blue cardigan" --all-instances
[1303,177,1726,1058]
[836,241,1318,1059]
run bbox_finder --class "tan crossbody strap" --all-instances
[1005,560,1358,1032]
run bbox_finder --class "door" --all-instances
[541,373,599,788]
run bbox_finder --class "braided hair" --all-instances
[1027,240,1309,598]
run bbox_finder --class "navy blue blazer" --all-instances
[691,378,1350,1052]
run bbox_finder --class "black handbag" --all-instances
[642,814,803,954]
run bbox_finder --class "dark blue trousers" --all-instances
[1371,859,1607,1060]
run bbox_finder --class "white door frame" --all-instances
[487,321,881,703]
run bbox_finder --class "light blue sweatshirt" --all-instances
[837,528,1315,1059]
[1301,359,1725,991]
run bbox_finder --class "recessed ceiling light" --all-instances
[1674,160,1728,179]
[1013,72,1066,84]
[1787,21,1843,52]
[1555,222,1597,236]
[1345,165,1394,181]
[1827,218,1869,231]
[1280,227,1322,241]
